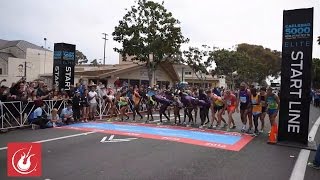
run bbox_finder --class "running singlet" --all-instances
[153,95,172,105]
[133,91,141,105]
[118,97,128,106]
[239,90,249,104]
[267,95,277,110]
[225,94,237,107]
[251,94,262,113]
[213,95,224,107]
[198,99,211,108]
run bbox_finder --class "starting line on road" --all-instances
[58,122,254,151]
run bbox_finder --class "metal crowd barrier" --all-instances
[0,98,149,131]
[0,100,68,130]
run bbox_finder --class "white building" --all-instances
[0,39,53,87]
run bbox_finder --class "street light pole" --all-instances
[102,33,108,65]
[44,37,47,74]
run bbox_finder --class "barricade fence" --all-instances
[0,98,150,130]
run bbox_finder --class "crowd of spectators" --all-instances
[0,77,222,129]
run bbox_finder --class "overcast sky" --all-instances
[1,0,319,65]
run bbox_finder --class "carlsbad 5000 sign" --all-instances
[278,8,313,145]
[53,43,76,91]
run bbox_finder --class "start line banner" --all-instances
[278,8,313,145]
[53,43,76,91]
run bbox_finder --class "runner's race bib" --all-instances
[227,100,232,106]
[252,99,257,104]
[240,96,247,103]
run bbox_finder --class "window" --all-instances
[0,68,2,75]
[184,71,192,75]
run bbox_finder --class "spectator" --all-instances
[81,89,90,122]
[88,85,98,120]
[46,108,63,127]
[114,77,121,90]
[29,100,49,129]
[60,103,74,125]
[308,144,320,170]
[72,91,81,122]
[213,87,221,97]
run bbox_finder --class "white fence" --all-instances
[0,98,148,130]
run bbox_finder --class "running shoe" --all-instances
[223,123,228,128]
[227,128,231,132]
[246,129,253,134]
[157,122,163,125]
[230,125,236,129]
[199,125,204,129]
[241,125,246,132]
[259,129,264,133]
[307,162,320,170]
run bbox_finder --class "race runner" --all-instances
[250,87,262,136]
[266,87,280,129]
[224,90,237,131]
[238,82,252,133]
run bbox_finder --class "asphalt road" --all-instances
[0,105,319,180]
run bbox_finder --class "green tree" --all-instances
[312,58,320,88]
[236,43,281,83]
[112,0,188,85]
[211,49,248,90]
[182,45,213,82]
[75,50,88,64]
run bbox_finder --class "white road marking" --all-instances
[108,135,115,141]
[100,135,138,143]
[100,136,108,143]
[290,115,320,180]
[0,131,96,151]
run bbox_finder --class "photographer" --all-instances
[29,100,49,129]
[60,103,74,125]
[72,91,81,122]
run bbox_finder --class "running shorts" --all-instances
[268,109,278,116]
[227,106,236,113]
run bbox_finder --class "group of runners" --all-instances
[106,82,280,136]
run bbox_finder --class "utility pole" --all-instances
[102,33,108,65]
[44,37,47,74]
[24,61,27,78]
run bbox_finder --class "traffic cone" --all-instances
[268,122,278,144]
